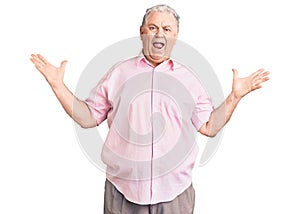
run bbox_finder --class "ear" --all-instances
[139,26,144,40]
[140,26,144,34]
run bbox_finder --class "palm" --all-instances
[232,68,270,98]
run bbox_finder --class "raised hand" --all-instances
[199,68,270,137]
[231,68,270,99]
[30,53,97,127]
[30,54,68,87]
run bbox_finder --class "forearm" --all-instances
[199,92,241,137]
[50,82,97,128]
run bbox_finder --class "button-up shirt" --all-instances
[85,54,213,205]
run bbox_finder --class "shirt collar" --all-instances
[136,51,178,71]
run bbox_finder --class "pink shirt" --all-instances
[85,54,213,205]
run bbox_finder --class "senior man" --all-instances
[30,4,270,214]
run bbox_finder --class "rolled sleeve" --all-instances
[191,93,214,131]
[85,77,112,126]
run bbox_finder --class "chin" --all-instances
[150,50,169,59]
[150,55,168,64]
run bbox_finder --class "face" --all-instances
[140,11,178,66]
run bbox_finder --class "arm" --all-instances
[199,68,270,137]
[30,54,97,128]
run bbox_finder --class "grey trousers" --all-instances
[104,179,195,214]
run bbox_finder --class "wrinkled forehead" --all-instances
[144,11,178,28]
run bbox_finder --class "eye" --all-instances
[164,28,171,32]
[149,26,156,31]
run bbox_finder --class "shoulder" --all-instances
[101,56,139,81]
[171,58,200,80]
[110,56,140,71]
[171,58,210,96]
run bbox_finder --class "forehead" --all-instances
[145,11,177,27]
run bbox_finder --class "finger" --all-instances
[30,57,44,69]
[255,76,270,85]
[254,71,270,83]
[60,60,68,71]
[34,64,43,72]
[253,72,267,83]
[251,75,270,91]
[252,85,263,91]
[260,71,270,78]
[31,54,45,65]
[232,68,239,80]
[250,68,265,79]
[37,54,49,64]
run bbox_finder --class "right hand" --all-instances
[30,54,68,87]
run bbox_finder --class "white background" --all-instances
[1,0,299,213]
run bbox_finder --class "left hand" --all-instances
[232,68,270,99]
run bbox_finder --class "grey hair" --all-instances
[141,4,180,30]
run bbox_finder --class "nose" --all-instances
[155,27,164,37]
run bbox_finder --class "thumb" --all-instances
[60,60,68,71]
[232,68,239,80]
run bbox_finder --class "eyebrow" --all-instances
[147,23,174,28]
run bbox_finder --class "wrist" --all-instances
[48,79,64,90]
[230,91,243,102]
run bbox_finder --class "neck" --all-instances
[142,50,169,67]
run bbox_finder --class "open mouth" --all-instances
[152,42,165,49]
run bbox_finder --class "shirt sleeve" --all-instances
[85,72,112,126]
[191,88,214,131]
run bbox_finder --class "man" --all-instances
[30,4,270,214]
